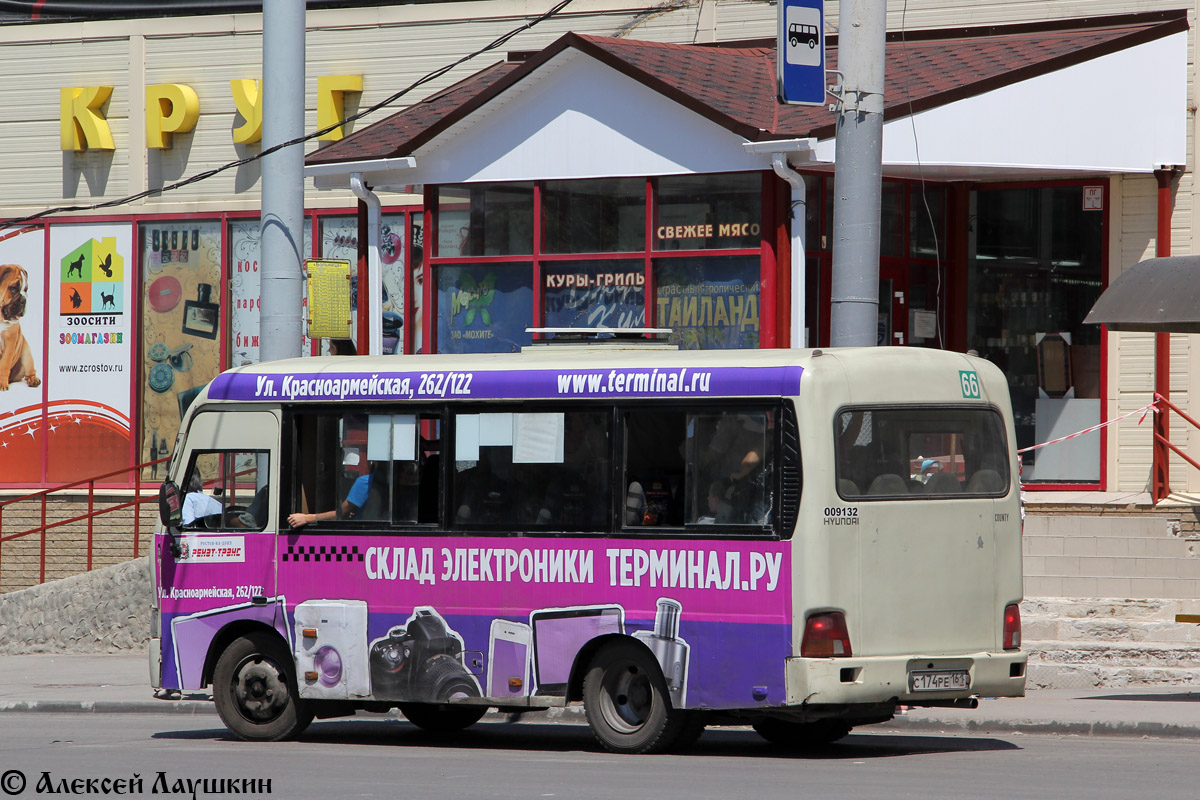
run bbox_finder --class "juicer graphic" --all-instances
[632,598,690,708]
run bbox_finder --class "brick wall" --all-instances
[0,494,156,593]
[1024,503,1200,600]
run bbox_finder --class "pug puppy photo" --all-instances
[0,264,40,391]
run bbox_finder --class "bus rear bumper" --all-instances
[785,651,1027,706]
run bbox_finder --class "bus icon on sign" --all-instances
[789,23,819,48]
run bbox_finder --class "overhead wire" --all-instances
[901,0,944,350]
[0,0,577,234]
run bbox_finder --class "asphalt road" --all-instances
[0,714,1196,800]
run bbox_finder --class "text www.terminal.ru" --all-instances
[557,368,711,395]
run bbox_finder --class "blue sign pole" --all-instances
[778,0,826,106]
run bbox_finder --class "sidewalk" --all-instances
[0,653,1196,739]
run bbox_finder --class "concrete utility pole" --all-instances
[259,0,306,362]
[829,0,886,347]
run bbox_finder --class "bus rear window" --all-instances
[836,407,1009,499]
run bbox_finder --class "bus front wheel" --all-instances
[583,642,683,754]
[213,633,313,742]
[752,717,853,747]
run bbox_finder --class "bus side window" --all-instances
[182,451,269,530]
[452,410,609,532]
[687,410,773,525]
[623,409,686,527]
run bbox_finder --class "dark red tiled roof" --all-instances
[307,11,1187,165]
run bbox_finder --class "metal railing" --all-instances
[1154,392,1200,488]
[0,457,169,591]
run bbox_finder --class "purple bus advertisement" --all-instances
[151,349,1026,753]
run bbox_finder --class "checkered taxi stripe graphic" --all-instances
[282,545,364,563]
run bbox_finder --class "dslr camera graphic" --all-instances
[369,607,481,702]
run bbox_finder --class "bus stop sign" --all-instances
[778,0,826,106]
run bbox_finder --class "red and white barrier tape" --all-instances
[1016,400,1158,455]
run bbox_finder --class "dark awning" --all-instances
[1085,255,1200,333]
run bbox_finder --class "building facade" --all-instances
[0,0,1196,498]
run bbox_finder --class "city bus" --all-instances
[150,344,1026,753]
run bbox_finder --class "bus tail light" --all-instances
[802,612,852,657]
[1003,604,1021,650]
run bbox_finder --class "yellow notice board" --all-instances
[306,259,352,338]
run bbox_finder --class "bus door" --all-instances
[159,409,281,690]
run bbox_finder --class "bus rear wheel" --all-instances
[583,642,683,754]
[213,632,313,742]
[752,717,853,747]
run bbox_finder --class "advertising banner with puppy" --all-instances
[0,226,46,483]
[47,223,134,483]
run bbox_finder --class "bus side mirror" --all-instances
[159,480,183,529]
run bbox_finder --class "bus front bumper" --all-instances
[786,650,1027,706]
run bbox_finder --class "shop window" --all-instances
[319,214,406,355]
[411,216,426,354]
[436,183,533,257]
[227,217,313,366]
[140,220,223,474]
[967,185,1103,484]
[654,173,761,251]
[654,256,760,349]
[452,409,611,531]
[435,263,532,353]
[543,260,646,332]
[880,182,905,258]
[910,185,946,260]
[542,178,645,253]
[804,176,831,252]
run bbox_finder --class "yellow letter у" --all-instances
[146,84,199,149]
[230,79,262,144]
[317,75,363,141]
[60,86,115,151]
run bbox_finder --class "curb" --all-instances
[0,700,217,714]
[879,715,1200,740]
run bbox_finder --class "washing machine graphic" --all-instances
[293,600,370,700]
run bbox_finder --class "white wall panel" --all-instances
[401,52,768,185]
[0,38,131,211]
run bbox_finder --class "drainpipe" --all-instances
[350,173,383,356]
[743,139,815,348]
[771,154,807,348]
[1152,166,1181,502]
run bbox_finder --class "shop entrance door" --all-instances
[877,262,906,346]
[878,261,943,348]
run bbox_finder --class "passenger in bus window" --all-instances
[700,412,768,523]
[182,471,222,526]
[288,459,389,527]
[695,479,733,524]
[392,460,421,522]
